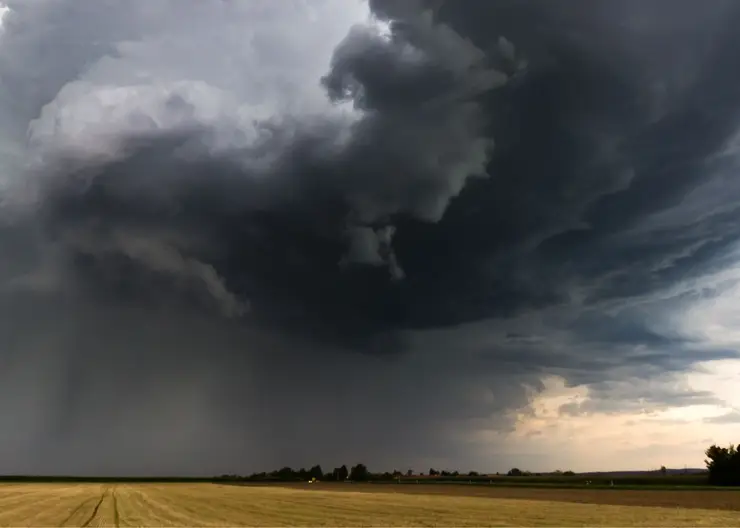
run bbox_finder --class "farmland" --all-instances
[0,482,738,526]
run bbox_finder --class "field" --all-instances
[0,482,739,526]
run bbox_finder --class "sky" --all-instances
[1,0,740,476]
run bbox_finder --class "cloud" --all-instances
[558,379,723,417]
[1,0,740,475]
[497,375,740,472]
[705,410,740,425]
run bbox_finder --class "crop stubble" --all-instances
[0,482,738,526]
[274,482,740,511]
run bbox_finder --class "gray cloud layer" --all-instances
[1,0,740,475]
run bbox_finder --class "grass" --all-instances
[0,483,738,526]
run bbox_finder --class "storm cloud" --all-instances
[1,0,740,475]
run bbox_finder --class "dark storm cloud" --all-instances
[14,0,521,352]
[1,0,740,475]
[15,0,740,338]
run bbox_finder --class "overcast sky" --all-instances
[1,0,740,476]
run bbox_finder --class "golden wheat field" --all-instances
[0,482,739,527]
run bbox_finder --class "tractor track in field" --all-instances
[60,495,99,527]
[81,487,108,527]
[112,487,120,527]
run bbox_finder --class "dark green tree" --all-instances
[277,467,294,480]
[309,465,324,480]
[349,463,370,481]
[705,443,740,486]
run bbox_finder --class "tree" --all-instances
[428,468,439,476]
[309,465,324,480]
[277,467,294,480]
[349,463,370,481]
[328,465,349,481]
[659,465,667,476]
[705,443,740,486]
[406,469,413,477]
[507,468,523,477]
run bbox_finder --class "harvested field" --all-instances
[268,482,740,511]
[0,482,738,526]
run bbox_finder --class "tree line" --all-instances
[214,443,739,487]
[217,464,380,482]
[215,464,569,483]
